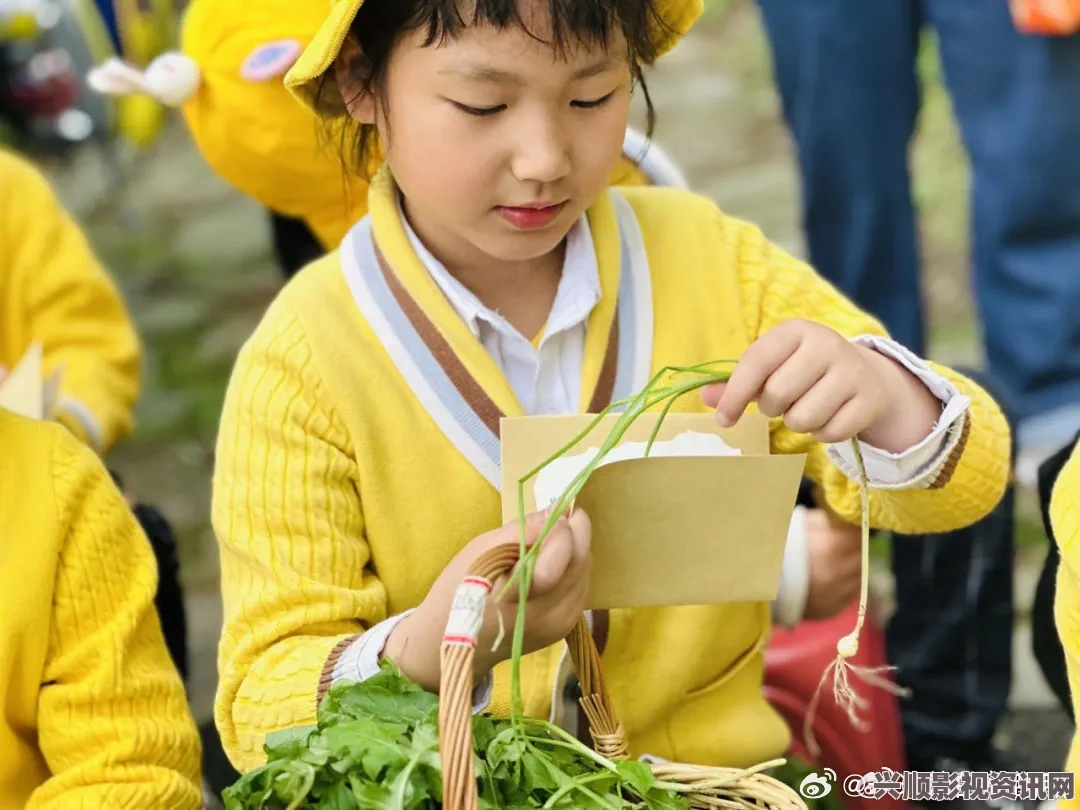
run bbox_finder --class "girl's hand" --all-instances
[701,319,940,452]
[383,509,592,692]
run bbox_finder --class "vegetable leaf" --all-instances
[615,760,656,797]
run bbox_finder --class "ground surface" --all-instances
[32,0,1073,780]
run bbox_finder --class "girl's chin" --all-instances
[479,232,570,264]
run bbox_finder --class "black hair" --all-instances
[316,0,669,177]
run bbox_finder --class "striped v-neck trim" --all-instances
[339,189,653,490]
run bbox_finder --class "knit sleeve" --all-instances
[212,300,389,773]
[1050,442,1080,797]
[3,152,141,453]
[732,217,1010,534]
[30,431,202,810]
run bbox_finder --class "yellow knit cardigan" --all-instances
[0,409,202,808]
[213,173,1011,774]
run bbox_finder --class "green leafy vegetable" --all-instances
[224,662,690,810]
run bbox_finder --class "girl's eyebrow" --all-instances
[439,56,619,85]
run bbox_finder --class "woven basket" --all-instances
[437,543,810,810]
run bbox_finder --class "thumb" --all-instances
[491,510,557,603]
[529,517,574,596]
[566,508,592,561]
[490,509,549,548]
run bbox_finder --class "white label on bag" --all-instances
[443,576,491,648]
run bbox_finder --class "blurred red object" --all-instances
[764,599,909,810]
[1010,0,1080,35]
[2,47,79,117]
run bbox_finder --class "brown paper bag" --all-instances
[500,412,807,610]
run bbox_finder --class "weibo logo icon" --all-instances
[799,769,837,799]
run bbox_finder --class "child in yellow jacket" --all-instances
[211,0,1011,775]
[0,407,202,808]
[0,149,141,454]
[1050,439,1080,808]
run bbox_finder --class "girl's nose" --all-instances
[511,122,572,184]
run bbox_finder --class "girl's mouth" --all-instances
[495,202,566,230]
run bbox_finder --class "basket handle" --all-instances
[438,542,628,810]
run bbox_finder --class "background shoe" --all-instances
[907,748,1045,810]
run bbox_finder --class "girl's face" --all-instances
[339,7,632,274]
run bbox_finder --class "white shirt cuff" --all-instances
[332,610,493,714]
[771,505,810,629]
[827,335,971,490]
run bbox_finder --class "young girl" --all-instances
[0,407,203,807]
[212,0,1011,774]
[0,148,141,455]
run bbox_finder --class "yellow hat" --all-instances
[86,0,380,246]
[176,0,381,245]
[285,0,704,114]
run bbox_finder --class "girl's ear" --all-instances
[334,36,376,123]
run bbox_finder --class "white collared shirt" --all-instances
[404,205,602,415]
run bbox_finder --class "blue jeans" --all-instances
[757,0,1080,448]
[756,1,1032,763]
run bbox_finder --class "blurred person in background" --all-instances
[0,147,140,453]
[753,0,1072,796]
[0,145,191,694]
[0,407,202,808]
[758,2,1080,482]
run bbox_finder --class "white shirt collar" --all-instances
[396,196,602,344]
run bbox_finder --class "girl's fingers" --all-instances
[812,394,872,445]
[781,372,856,435]
[714,327,801,427]
[754,347,829,419]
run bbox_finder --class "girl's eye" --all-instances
[572,91,615,109]
[453,102,506,117]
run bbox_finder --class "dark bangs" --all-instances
[407,0,669,66]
